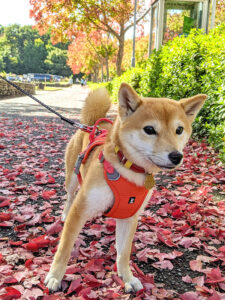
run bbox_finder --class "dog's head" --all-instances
[117,83,207,172]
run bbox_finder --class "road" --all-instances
[0,85,90,119]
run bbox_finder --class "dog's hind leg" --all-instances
[62,172,78,221]
[62,131,82,221]
[116,216,143,293]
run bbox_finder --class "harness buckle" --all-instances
[75,153,85,175]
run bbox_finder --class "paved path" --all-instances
[0,85,90,119]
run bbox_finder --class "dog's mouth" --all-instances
[147,156,178,171]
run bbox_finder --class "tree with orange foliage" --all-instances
[67,30,116,81]
[29,0,150,76]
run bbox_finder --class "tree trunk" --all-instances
[101,62,104,82]
[116,28,125,76]
[105,52,109,81]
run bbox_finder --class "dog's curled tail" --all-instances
[80,88,111,125]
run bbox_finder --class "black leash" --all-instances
[0,75,82,128]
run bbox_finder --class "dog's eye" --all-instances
[143,126,157,135]
[176,126,184,135]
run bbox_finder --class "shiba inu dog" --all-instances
[45,83,206,292]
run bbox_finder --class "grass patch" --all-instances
[44,86,62,91]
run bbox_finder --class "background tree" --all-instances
[0,24,71,76]
[67,30,116,81]
[45,46,71,76]
[30,0,150,75]
[67,32,101,82]
[215,0,225,25]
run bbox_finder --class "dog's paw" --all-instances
[124,276,143,293]
[45,273,61,292]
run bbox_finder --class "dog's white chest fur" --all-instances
[86,183,114,219]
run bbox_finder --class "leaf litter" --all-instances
[0,114,224,299]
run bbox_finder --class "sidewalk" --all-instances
[0,85,90,119]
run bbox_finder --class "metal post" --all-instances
[148,6,153,57]
[211,0,216,29]
[131,0,137,67]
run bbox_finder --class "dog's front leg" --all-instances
[116,216,143,293]
[45,190,87,291]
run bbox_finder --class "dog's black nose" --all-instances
[168,151,183,165]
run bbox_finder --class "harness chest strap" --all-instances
[99,151,153,219]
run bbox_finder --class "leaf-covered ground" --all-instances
[0,113,224,300]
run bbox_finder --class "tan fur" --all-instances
[80,87,111,125]
[45,83,207,293]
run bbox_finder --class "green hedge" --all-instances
[90,24,225,161]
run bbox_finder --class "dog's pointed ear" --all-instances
[180,94,207,123]
[118,83,142,120]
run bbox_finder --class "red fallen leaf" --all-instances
[196,179,203,184]
[46,219,62,234]
[205,267,225,283]
[180,291,199,300]
[0,196,7,202]
[37,282,49,294]
[66,278,82,295]
[25,258,33,268]
[47,175,55,184]
[14,215,25,223]
[65,264,82,274]
[1,286,21,300]
[200,227,217,237]
[111,274,125,288]
[78,287,98,299]
[113,262,117,272]
[136,248,149,263]
[0,144,5,149]
[0,221,13,227]
[182,275,192,283]
[85,259,104,272]
[25,235,51,252]
[35,172,46,179]
[157,233,176,247]
[218,282,225,291]
[3,276,18,284]
[0,253,3,263]
[152,260,174,270]
[188,204,198,213]
[0,213,11,221]
[171,179,184,185]
[22,287,43,299]
[13,185,26,192]
[208,290,222,300]
[105,219,116,227]
[9,241,23,246]
[0,200,10,207]
[192,276,204,287]
[42,190,56,200]
[141,216,157,224]
[14,224,26,231]
[83,274,102,288]
[172,209,184,219]
[189,260,203,272]
[218,245,225,253]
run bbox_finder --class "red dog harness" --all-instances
[99,152,150,218]
[75,119,154,219]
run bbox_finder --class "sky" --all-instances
[0,0,34,27]
[0,0,150,38]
